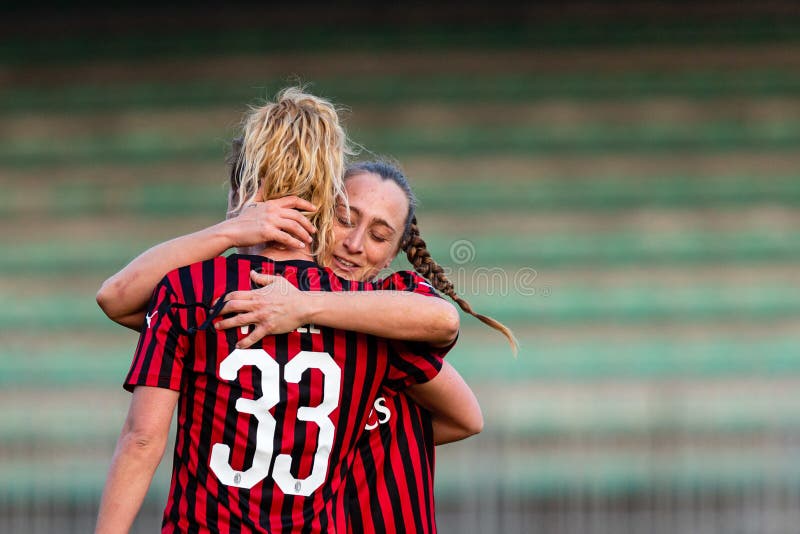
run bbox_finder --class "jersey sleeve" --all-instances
[379,270,439,298]
[123,275,189,393]
[379,270,459,392]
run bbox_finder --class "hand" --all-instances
[215,271,311,348]
[223,196,317,250]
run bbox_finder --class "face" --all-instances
[329,172,409,282]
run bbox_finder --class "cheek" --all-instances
[366,242,397,273]
[332,225,349,246]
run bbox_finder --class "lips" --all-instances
[333,255,360,271]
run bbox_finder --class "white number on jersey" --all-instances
[209,348,341,496]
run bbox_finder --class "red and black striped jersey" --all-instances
[346,391,437,534]
[124,255,443,533]
[345,271,456,534]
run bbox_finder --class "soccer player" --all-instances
[98,160,513,533]
[217,162,516,533]
[94,88,481,533]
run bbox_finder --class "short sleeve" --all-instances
[379,270,439,298]
[380,270,459,391]
[124,276,189,393]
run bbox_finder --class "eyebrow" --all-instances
[346,205,397,234]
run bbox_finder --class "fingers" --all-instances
[222,290,253,303]
[235,325,270,349]
[280,208,317,238]
[276,217,314,246]
[250,271,277,286]
[276,195,317,213]
[214,311,257,332]
[218,298,254,316]
[220,275,276,309]
[268,232,306,250]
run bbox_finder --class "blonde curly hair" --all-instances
[228,86,354,264]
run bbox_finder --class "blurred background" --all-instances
[2,2,800,533]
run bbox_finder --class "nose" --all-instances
[343,224,366,254]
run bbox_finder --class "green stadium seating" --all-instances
[4,10,800,510]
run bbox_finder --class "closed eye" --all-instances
[371,232,389,242]
[336,215,355,228]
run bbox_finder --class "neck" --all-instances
[237,242,315,263]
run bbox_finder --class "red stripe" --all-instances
[285,277,307,529]
[392,398,424,531]
[372,438,397,529]
[177,463,190,530]
[126,290,156,384]
[346,450,368,534]
[133,257,449,532]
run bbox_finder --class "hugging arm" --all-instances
[407,361,483,445]
[220,273,477,443]
[217,272,460,349]
[96,198,316,330]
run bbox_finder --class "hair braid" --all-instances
[403,216,519,355]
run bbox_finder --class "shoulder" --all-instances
[159,256,230,302]
[378,270,434,292]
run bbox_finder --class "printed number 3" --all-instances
[209,349,341,496]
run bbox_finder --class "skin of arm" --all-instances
[216,271,460,349]
[405,361,483,445]
[217,275,476,444]
[96,198,317,331]
[95,386,179,534]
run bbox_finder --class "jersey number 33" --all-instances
[209,348,341,497]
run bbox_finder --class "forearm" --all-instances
[407,362,482,444]
[432,417,479,445]
[305,291,459,346]
[97,221,235,330]
[95,431,166,533]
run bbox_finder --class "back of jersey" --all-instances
[125,254,440,533]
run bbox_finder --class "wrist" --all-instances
[211,219,239,248]
[302,291,327,325]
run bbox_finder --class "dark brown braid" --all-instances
[403,216,519,356]
[345,160,518,355]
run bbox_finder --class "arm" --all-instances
[96,197,316,331]
[95,386,179,534]
[216,271,460,349]
[405,361,483,445]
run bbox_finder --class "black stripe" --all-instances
[361,434,389,534]
[224,258,255,534]
[155,279,182,390]
[328,329,358,468]
[174,265,204,528]
[164,393,189,527]
[394,398,426,533]
[352,334,381,448]
[274,329,296,532]
[194,260,224,533]
[315,314,338,525]
[300,510,315,534]
[344,466,364,533]
[363,432,394,533]
[418,405,437,533]
[386,344,437,388]
[125,279,167,390]
[300,312,327,534]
